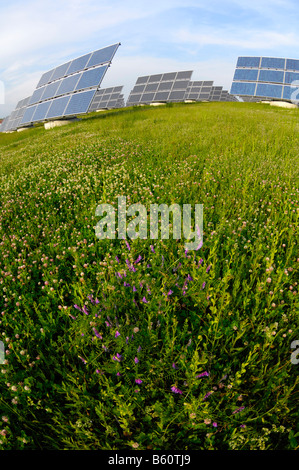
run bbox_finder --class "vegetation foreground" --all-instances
[0,102,298,450]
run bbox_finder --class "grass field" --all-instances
[0,101,298,450]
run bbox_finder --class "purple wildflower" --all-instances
[171,386,183,394]
[150,245,155,253]
[115,255,120,263]
[206,265,211,273]
[142,297,148,303]
[187,274,193,282]
[172,363,178,369]
[201,282,206,290]
[112,353,122,362]
[212,422,218,428]
[124,282,131,287]
[137,345,142,352]
[92,328,102,339]
[105,321,111,327]
[196,371,209,378]
[198,258,203,265]
[125,240,131,251]
[134,255,142,264]
[126,336,129,344]
[161,255,164,267]
[134,357,139,364]
[232,406,245,415]
[69,314,76,320]
[116,372,122,376]
[102,344,108,351]
[82,305,89,315]
[78,356,87,364]
[203,391,213,401]
[135,379,143,384]
[74,304,83,312]
[167,290,173,296]
[133,285,137,292]
[115,330,121,338]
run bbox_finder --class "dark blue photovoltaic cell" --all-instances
[173,80,189,89]
[169,90,185,100]
[64,90,96,116]
[50,62,72,82]
[31,101,52,122]
[284,71,299,84]
[66,53,92,75]
[41,80,62,100]
[46,95,71,119]
[286,59,299,71]
[259,70,284,83]
[29,87,47,105]
[75,65,107,91]
[162,72,177,81]
[261,57,285,69]
[177,71,193,80]
[21,105,38,124]
[148,74,163,83]
[237,57,260,68]
[158,81,172,91]
[230,82,256,95]
[145,83,159,92]
[233,69,259,81]
[86,44,119,68]
[55,74,81,96]
[256,83,282,98]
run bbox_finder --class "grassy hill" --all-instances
[0,101,298,450]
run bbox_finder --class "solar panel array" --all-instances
[89,86,124,111]
[0,97,31,132]
[126,71,193,106]
[19,43,120,126]
[230,56,299,101]
[184,81,214,101]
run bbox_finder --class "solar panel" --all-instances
[126,70,193,106]
[46,95,71,119]
[86,43,120,68]
[64,89,96,116]
[231,56,299,102]
[16,43,120,128]
[89,86,124,111]
[75,65,108,91]
[32,101,52,122]
[67,53,92,76]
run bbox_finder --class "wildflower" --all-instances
[134,357,139,364]
[196,371,209,378]
[187,274,193,282]
[167,290,173,296]
[115,255,120,263]
[203,391,213,401]
[132,442,139,448]
[133,327,139,333]
[212,422,218,428]
[266,277,272,283]
[125,240,131,251]
[206,265,211,273]
[74,304,83,312]
[92,328,102,339]
[112,353,122,362]
[134,255,142,264]
[142,297,148,303]
[115,330,121,338]
[204,419,211,424]
[124,282,131,287]
[232,406,245,415]
[171,386,183,394]
[78,356,87,364]
[137,345,142,352]
[135,379,143,384]
[240,424,246,429]
[150,245,155,253]
[132,285,137,292]
[82,305,89,315]
[172,362,178,369]
[201,282,206,290]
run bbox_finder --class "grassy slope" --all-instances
[0,102,298,450]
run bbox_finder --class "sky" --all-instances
[0,0,298,116]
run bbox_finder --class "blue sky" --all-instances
[0,0,298,116]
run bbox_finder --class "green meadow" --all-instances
[0,101,298,450]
